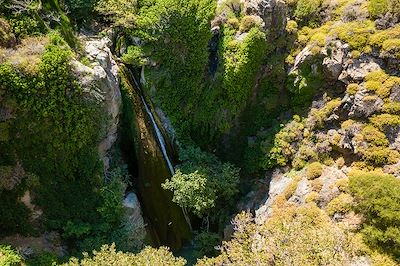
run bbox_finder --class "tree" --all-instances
[162,170,216,218]
[162,146,239,225]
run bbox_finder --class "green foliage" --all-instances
[221,27,268,117]
[162,170,215,217]
[326,193,354,216]
[0,33,128,251]
[367,0,400,18]
[95,0,137,27]
[306,162,323,180]
[262,116,304,169]
[64,244,186,266]
[26,252,59,266]
[163,146,239,218]
[0,245,23,266]
[193,231,220,258]
[239,15,259,32]
[349,171,400,259]
[198,205,365,265]
[367,0,388,18]
[294,0,323,26]
[64,0,98,24]
[121,46,145,67]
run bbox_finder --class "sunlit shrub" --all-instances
[306,162,323,180]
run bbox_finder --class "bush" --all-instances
[193,231,220,258]
[361,125,388,146]
[326,193,354,216]
[198,205,365,265]
[306,162,323,180]
[286,20,298,34]
[0,245,22,266]
[294,0,323,26]
[121,46,145,67]
[368,0,389,18]
[349,171,400,258]
[226,18,239,29]
[239,15,258,32]
[64,244,186,266]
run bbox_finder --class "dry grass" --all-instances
[0,36,49,74]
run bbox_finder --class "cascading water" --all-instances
[130,76,175,175]
[118,65,191,251]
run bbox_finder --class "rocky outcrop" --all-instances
[244,0,287,36]
[72,37,121,172]
[122,192,146,250]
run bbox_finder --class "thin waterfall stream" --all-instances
[130,75,175,175]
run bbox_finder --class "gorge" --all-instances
[0,0,400,265]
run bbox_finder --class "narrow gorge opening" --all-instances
[118,65,191,251]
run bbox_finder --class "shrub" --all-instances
[346,83,360,95]
[263,118,304,168]
[96,0,138,27]
[226,18,239,29]
[335,177,349,193]
[326,193,354,216]
[64,244,186,266]
[198,205,365,265]
[368,0,389,18]
[0,245,22,266]
[349,171,400,258]
[239,15,259,32]
[362,146,399,166]
[361,124,388,146]
[306,162,323,180]
[382,39,400,58]
[370,113,400,130]
[286,20,298,34]
[121,46,145,67]
[305,191,319,203]
[383,102,400,114]
[294,0,323,26]
[193,231,220,258]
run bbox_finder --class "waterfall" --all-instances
[119,66,191,250]
[130,76,175,175]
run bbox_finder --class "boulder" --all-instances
[322,41,349,80]
[347,89,383,118]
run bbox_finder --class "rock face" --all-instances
[123,192,146,250]
[72,37,121,172]
[244,0,287,35]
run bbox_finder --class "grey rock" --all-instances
[339,56,381,83]
[322,41,349,80]
[255,171,291,224]
[74,37,121,173]
[348,89,383,118]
